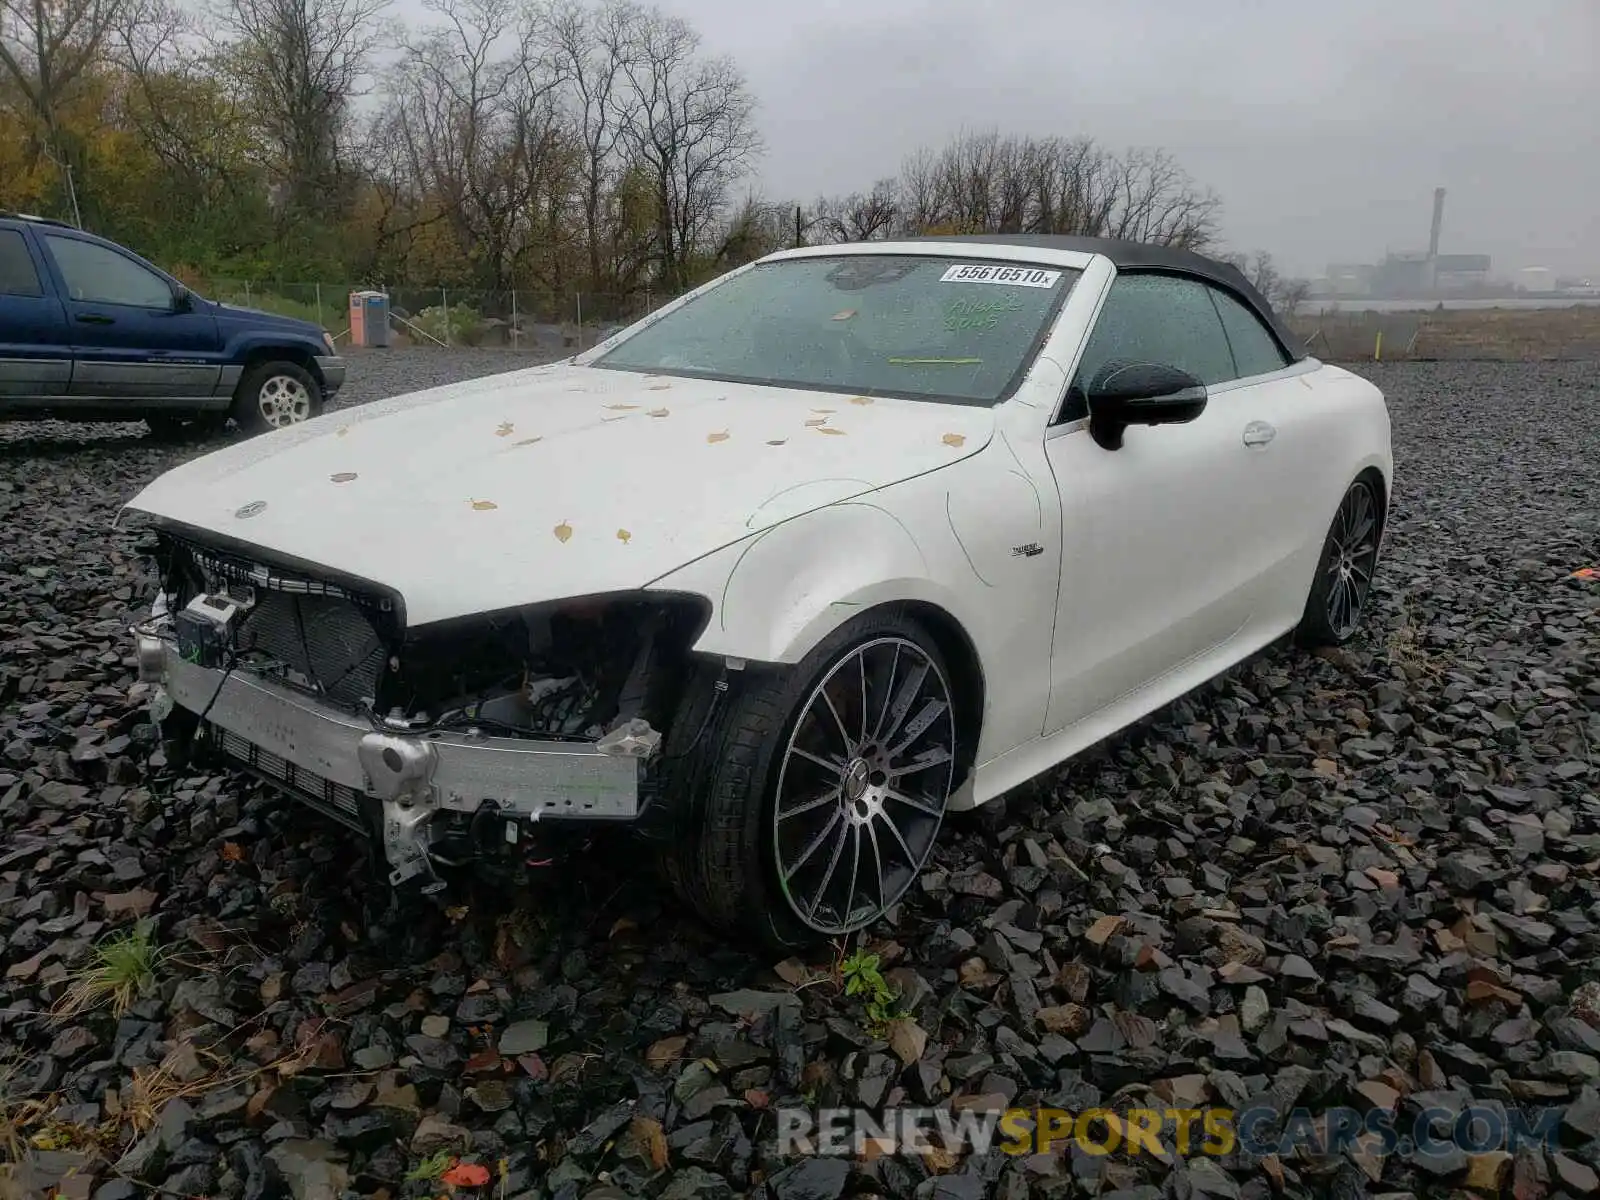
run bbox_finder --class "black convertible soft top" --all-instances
[921,233,1307,361]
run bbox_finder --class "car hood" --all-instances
[122,363,994,628]
[207,299,325,339]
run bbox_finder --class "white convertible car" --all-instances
[123,235,1391,947]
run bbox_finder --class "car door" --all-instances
[1199,282,1337,629]
[0,227,71,401]
[1040,270,1257,735]
[37,231,223,401]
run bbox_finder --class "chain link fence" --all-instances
[206,281,690,350]
[201,281,1600,361]
[1291,311,1423,361]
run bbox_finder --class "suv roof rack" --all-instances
[0,211,79,230]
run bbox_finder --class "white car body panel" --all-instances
[121,362,997,628]
[122,237,1392,813]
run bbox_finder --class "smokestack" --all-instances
[1428,187,1446,259]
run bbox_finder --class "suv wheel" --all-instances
[234,360,323,435]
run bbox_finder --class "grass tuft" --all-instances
[51,919,168,1022]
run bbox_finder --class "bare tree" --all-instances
[715,192,788,263]
[546,0,645,293]
[1220,249,1278,297]
[387,0,572,293]
[1274,275,1311,315]
[113,0,249,202]
[0,0,126,221]
[1220,249,1308,313]
[1093,146,1216,248]
[851,131,1220,250]
[613,5,760,290]
[808,178,896,243]
[345,107,453,280]
[895,145,942,235]
[218,0,389,223]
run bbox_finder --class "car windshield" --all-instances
[592,254,1082,405]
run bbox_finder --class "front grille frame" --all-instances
[154,528,405,711]
[180,538,398,619]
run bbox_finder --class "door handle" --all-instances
[75,313,115,325]
[1242,420,1276,448]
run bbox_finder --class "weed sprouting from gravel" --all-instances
[52,920,166,1022]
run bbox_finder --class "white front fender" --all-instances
[646,498,976,666]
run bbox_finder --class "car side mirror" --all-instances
[171,284,193,313]
[1084,360,1208,451]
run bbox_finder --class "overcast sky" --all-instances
[658,0,1600,279]
[397,0,1600,280]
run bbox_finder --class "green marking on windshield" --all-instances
[945,294,1023,331]
[888,357,983,365]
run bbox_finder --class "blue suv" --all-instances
[0,212,345,437]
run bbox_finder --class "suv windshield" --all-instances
[592,255,1082,405]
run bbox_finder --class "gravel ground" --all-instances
[1,355,1598,1200]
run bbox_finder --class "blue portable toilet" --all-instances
[349,290,390,348]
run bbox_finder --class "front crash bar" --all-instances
[135,629,642,887]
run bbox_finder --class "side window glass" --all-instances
[1062,274,1235,420]
[43,235,173,309]
[1209,286,1290,378]
[0,230,43,297]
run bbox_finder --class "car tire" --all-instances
[1296,475,1383,647]
[233,360,323,435]
[659,608,962,950]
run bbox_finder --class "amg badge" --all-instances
[1012,543,1044,558]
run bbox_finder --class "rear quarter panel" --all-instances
[1271,361,1393,628]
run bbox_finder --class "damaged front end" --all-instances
[131,528,712,891]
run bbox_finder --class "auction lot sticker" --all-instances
[940,263,1061,288]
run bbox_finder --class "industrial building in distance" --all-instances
[1311,188,1595,300]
